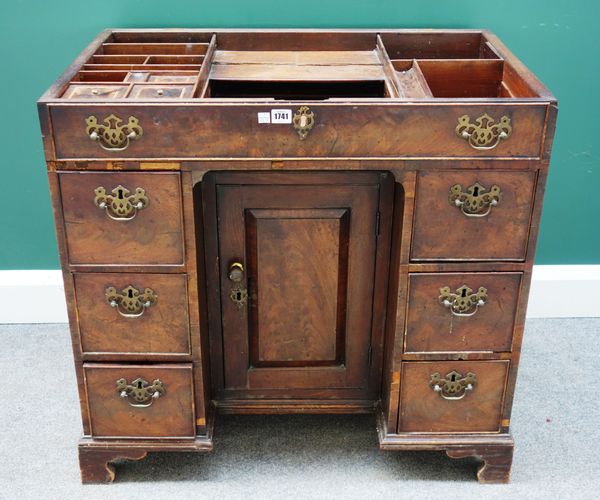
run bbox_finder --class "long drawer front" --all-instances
[50,103,546,159]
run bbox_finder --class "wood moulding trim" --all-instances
[1,266,598,323]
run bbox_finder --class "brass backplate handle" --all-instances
[430,371,476,400]
[293,106,315,140]
[105,285,157,318]
[94,185,148,221]
[86,114,143,151]
[439,285,487,317]
[448,182,501,217]
[456,113,512,150]
[116,378,165,407]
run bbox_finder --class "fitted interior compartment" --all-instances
[58,31,541,99]
[60,32,214,98]
[380,32,501,59]
[392,59,538,98]
[389,60,433,98]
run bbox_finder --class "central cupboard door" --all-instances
[204,172,392,402]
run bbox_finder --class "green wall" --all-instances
[1,1,598,269]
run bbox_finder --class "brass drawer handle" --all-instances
[105,285,157,318]
[430,371,476,400]
[439,285,487,317]
[456,113,512,150]
[449,182,501,217]
[293,106,315,140]
[86,114,143,151]
[116,378,165,408]
[94,185,148,221]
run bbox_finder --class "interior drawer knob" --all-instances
[94,184,148,221]
[430,370,477,400]
[105,285,157,318]
[293,106,315,140]
[439,285,487,317]
[85,113,143,151]
[116,377,165,407]
[456,113,512,150]
[448,182,501,217]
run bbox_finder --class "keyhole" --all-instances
[473,186,479,196]
[451,374,457,382]
[461,289,467,297]
[128,289,133,298]
[117,188,124,199]
[236,291,242,301]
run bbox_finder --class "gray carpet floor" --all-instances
[1,319,599,499]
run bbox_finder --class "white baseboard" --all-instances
[0,266,598,324]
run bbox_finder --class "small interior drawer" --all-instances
[411,170,536,261]
[405,272,522,353]
[59,172,184,266]
[398,360,509,433]
[74,272,190,358]
[84,363,195,439]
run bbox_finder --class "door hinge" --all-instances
[375,211,381,237]
[367,345,373,366]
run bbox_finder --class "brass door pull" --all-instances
[86,114,143,151]
[105,285,157,318]
[430,371,476,400]
[228,262,245,282]
[439,285,487,317]
[94,185,148,221]
[455,113,512,150]
[448,182,501,217]
[116,378,165,407]
[228,262,248,308]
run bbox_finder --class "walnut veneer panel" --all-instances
[405,273,522,353]
[84,364,195,438]
[399,361,509,433]
[411,170,536,261]
[74,273,191,357]
[59,172,184,266]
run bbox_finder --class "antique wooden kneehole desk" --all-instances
[38,29,557,483]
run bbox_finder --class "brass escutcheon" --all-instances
[430,371,476,400]
[116,378,165,407]
[456,113,512,150]
[448,182,502,217]
[439,285,487,317]
[105,285,157,318]
[94,185,148,221]
[293,106,315,140]
[229,287,248,309]
[85,114,143,151]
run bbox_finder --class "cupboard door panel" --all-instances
[209,172,388,399]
